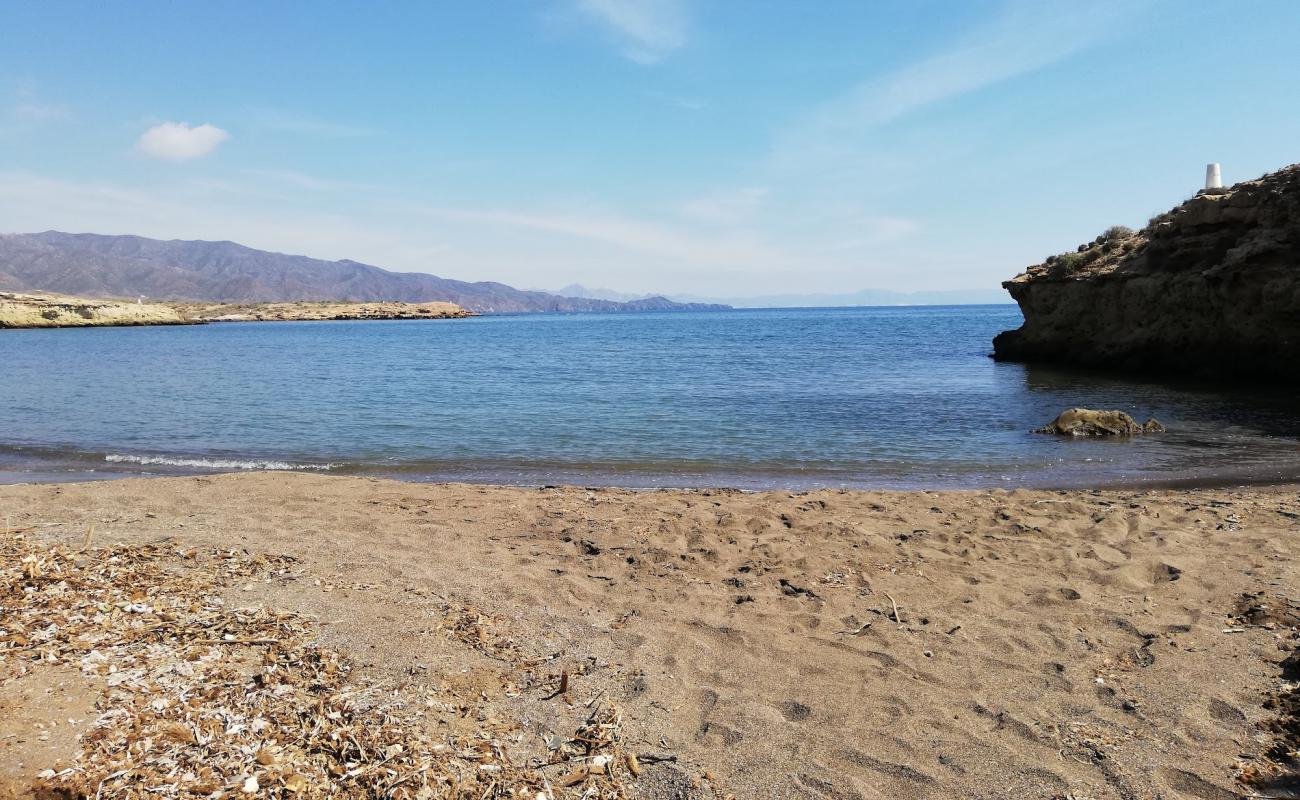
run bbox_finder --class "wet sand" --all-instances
[2,473,1297,798]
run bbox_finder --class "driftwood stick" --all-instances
[885,593,902,624]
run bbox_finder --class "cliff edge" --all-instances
[993,164,1300,383]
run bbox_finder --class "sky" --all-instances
[2,1,1299,298]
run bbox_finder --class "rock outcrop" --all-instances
[0,293,476,329]
[993,164,1300,383]
[1035,408,1166,437]
[0,292,191,328]
[177,300,474,322]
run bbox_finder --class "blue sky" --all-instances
[2,1,1298,297]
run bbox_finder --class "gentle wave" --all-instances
[105,454,337,471]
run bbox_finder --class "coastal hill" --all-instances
[993,163,1300,382]
[0,231,729,314]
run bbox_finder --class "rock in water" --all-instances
[993,163,1300,384]
[1035,408,1166,437]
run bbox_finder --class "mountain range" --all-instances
[548,283,1010,308]
[0,232,728,314]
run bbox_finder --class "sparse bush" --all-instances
[1102,225,1134,240]
[1052,252,1088,272]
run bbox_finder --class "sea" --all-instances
[2,305,1298,490]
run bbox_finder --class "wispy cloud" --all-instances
[818,216,921,252]
[0,171,448,268]
[428,205,778,267]
[681,187,768,225]
[14,102,71,123]
[240,168,379,193]
[570,0,689,64]
[647,90,707,110]
[252,110,380,138]
[772,1,1135,170]
[5,82,72,126]
[136,122,230,161]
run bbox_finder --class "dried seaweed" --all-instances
[1,532,642,799]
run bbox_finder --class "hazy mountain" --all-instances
[670,288,1012,308]
[550,283,656,303]
[542,284,1012,308]
[0,232,729,314]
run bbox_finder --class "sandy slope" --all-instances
[1,474,1297,798]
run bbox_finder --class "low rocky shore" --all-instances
[0,292,191,328]
[0,292,474,329]
[994,163,1300,383]
[173,300,474,322]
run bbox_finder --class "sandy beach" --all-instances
[1,473,1296,799]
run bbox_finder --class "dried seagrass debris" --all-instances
[2,531,642,798]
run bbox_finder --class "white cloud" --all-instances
[136,122,229,161]
[572,0,688,64]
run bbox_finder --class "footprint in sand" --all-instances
[1087,543,1129,565]
[779,700,812,722]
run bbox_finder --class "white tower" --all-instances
[1205,163,1223,190]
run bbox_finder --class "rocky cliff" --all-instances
[993,164,1300,383]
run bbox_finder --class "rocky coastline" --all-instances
[173,299,475,322]
[0,292,474,329]
[993,163,1300,383]
[0,291,192,328]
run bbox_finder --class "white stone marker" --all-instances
[1205,163,1223,190]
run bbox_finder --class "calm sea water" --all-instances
[1,306,1298,489]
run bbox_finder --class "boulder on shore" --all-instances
[1035,408,1166,437]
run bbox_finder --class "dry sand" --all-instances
[2,473,1297,798]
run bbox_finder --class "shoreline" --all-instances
[5,453,1300,493]
[3,472,1297,798]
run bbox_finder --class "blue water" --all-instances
[2,306,1298,489]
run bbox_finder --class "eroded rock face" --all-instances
[1035,408,1166,437]
[993,164,1300,383]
